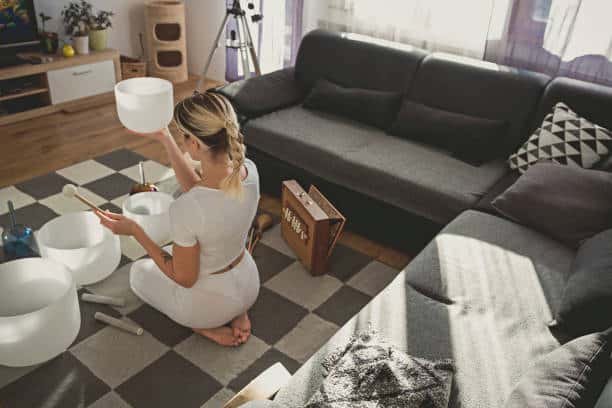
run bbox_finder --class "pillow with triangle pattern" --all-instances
[509,102,612,173]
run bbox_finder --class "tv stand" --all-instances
[0,55,28,69]
[0,49,121,126]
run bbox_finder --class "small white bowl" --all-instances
[37,212,121,285]
[122,192,173,245]
[0,258,80,367]
[115,77,174,133]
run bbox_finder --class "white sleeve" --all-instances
[169,197,198,247]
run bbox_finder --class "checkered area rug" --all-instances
[0,149,401,408]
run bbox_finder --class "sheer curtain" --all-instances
[225,0,612,86]
[486,0,612,85]
[314,0,612,86]
[321,0,495,58]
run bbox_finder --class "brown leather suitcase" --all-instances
[281,180,346,276]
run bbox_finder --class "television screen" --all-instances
[0,0,38,47]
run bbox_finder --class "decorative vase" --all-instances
[73,34,89,55]
[40,32,59,54]
[89,28,107,51]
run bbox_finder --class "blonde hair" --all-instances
[174,91,246,199]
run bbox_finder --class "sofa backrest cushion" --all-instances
[529,77,612,135]
[408,53,550,157]
[295,29,427,93]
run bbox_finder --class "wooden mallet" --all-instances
[62,184,101,211]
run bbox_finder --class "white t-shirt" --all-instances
[169,159,260,275]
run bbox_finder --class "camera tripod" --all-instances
[196,0,262,90]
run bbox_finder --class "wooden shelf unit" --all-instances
[0,49,121,126]
[0,87,49,103]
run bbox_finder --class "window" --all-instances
[532,0,552,22]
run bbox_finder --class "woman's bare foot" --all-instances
[195,326,241,347]
[231,312,251,343]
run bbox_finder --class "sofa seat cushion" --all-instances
[404,210,574,315]
[274,211,573,408]
[243,106,508,224]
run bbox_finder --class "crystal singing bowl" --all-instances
[114,77,174,133]
[37,212,121,285]
[0,258,80,367]
[122,192,173,245]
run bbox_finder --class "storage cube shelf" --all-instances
[144,1,188,83]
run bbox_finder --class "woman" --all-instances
[96,91,260,347]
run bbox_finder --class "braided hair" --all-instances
[173,91,246,199]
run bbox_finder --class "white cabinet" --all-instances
[47,60,116,105]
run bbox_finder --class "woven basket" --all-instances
[120,56,147,80]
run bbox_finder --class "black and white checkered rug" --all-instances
[0,149,400,408]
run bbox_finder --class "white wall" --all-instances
[34,0,147,58]
[184,0,226,82]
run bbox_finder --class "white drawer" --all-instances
[48,60,116,105]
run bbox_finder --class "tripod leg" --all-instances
[236,15,252,80]
[197,13,231,91]
[241,13,262,76]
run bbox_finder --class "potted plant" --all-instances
[88,9,114,51]
[61,0,93,55]
[38,13,59,54]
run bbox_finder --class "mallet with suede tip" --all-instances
[62,184,102,212]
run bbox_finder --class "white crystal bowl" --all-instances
[122,192,173,245]
[0,258,80,367]
[37,212,121,285]
[115,77,174,133]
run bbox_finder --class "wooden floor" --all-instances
[0,76,412,269]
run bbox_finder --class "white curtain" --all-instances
[323,0,495,58]
[258,0,287,73]
[543,0,612,62]
[235,0,287,76]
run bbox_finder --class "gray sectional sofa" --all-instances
[217,29,612,407]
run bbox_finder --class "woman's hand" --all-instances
[126,127,172,143]
[95,210,140,236]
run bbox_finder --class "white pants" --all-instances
[130,251,260,329]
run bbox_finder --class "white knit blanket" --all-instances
[305,332,454,408]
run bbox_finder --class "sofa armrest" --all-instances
[223,362,292,408]
[214,68,305,119]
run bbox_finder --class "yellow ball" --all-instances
[62,44,75,58]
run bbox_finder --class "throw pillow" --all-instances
[504,328,612,408]
[509,102,612,173]
[492,161,612,246]
[595,154,612,172]
[555,229,612,335]
[302,79,402,130]
[305,332,454,408]
[388,100,508,164]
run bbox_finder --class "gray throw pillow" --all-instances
[388,100,508,165]
[509,102,612,174]
[555,229,612,335]
[303,79,402,130]
[595,154,612,172]
[492,162,612,246]
[504,328,612,408]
